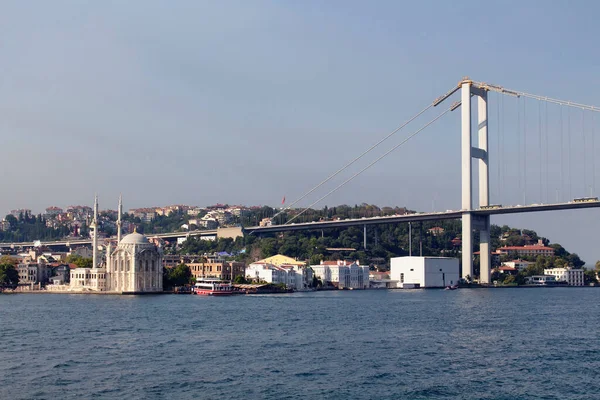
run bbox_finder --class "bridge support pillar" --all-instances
[461,213,472,279]
[461,80,473,279]
[479,216,491,284]
[477,91,491,284]
[363,224,367,250]
[460,79,492,283]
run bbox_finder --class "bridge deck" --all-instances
[1,202,598,248]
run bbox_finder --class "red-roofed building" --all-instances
[497,240,554,257]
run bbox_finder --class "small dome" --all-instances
[119,232,149,245]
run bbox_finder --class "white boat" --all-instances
[192,280,235,296]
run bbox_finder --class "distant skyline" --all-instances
[2,1,600,263]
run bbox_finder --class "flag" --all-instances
[281,196,286,205]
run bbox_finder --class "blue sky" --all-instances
[1,1,600,263]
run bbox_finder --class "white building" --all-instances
[246,262,302,290]
[544,267,585,286]
[105,231,163,293]
[67,196,163,293]
[310,260,369,289]
[69,267,107,291]
[390,256,459,288]
[502,259,532,270]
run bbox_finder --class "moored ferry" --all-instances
[192,280,235,296]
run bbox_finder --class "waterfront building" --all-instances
[69,267,107,291]
[526,275,561,285]
[66,195,163,293]
[255,254,312,290]
[310,260,369,289]
[390,256,459,288]
[544,267,585,286]
[104,231,163,292]
[17,262,51,286]
[49,264,70,285]
[187,257,245,281]
[245,262,303,290]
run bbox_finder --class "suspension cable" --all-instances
[471,80,600,112]
[285,105,455,225]
[271,103,435,220]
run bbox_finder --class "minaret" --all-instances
[117,194,123,243]
[92,194,99,269]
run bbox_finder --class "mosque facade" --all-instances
[68,195,163,293]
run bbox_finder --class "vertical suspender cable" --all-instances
[583,109,587,196]
[568,107,572,199]
[524,98,527,205]
[497,93,500,200]
[539,100,542,203]
[545,102,549,203]
[593,113,596,196]
[517,97,521,202]
[502,95,506,201]
[560,106,564,201]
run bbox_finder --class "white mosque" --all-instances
[68,195,163,293]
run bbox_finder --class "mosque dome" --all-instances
[119,231,150,245]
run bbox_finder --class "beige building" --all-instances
[188,257,245,281]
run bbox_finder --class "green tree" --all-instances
[584,269,598,285]
[233,275,249,284]
[66,254,93,269]
[0,262,19,286]
[163,264,192,289]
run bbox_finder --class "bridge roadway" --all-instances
[247,201,600,233]
[1,201,598,249]
[0,229,220,249]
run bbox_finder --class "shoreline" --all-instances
[2,285,597,295]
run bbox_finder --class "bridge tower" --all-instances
[461,79,491,284]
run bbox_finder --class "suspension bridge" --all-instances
[3,77,600,284]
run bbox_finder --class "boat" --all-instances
[192,280,235,296]
[445,285,458,290]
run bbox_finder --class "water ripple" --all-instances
[2,289,600,399]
